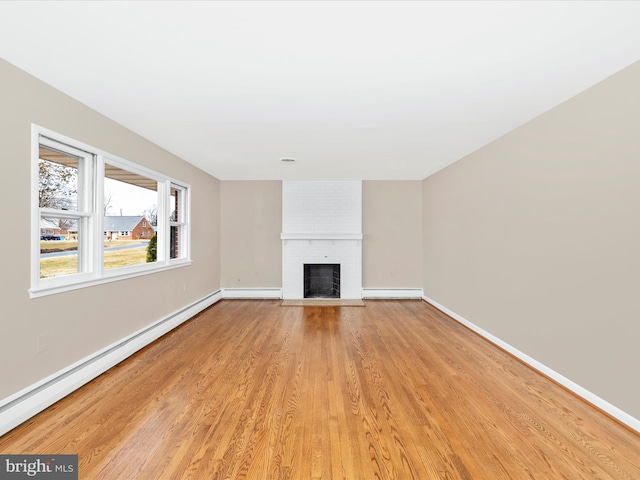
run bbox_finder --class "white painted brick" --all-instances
[282,180,362,299]
[282,180,362,234]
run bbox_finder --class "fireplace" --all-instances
[281,180,362,300]
[304,264,340,298]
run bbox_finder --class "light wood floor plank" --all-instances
[1,299,638,479]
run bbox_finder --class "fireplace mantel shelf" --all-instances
[280,232,363,241]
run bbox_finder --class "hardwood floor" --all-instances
[1,300,639,479]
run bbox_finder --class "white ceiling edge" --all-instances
[1,1,639,180]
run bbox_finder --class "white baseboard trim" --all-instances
[422,295,640,434]
[222,288,283,299]
[362,288,424,299]
[0,289,223,437]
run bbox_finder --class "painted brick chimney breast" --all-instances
[281,180,362,299]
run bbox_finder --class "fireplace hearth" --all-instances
[304,264,340,298]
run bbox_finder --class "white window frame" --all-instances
[168,183,190,261]
[31,125,192,298]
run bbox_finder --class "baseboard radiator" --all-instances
[362,288,424,299]
[0,290,223,436]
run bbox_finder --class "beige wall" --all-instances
[0,59,221,400]
[422,61,640,419]
[220,181,282,288]
[363,181,422,288]
[219,180,424,290]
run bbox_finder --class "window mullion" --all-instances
[156,180,169,263]
[75,151,90,275]
[93,156,105,277]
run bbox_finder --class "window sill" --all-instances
[29,259,192,299]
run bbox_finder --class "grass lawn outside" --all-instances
[40,241,151,278]
[39,240,79,253]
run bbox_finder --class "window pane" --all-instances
[103,163,158,270]
[170,225,178,259]
[39,146,79,211]
[104,164,158,216]
[39,215,80,278]
[170,187,179,222]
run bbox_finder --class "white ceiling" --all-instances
[1,1,639,180]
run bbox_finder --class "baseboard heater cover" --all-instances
[0,289,223,437]
[222,288,283,299]
[422,295,640,434]
[362,288,424,299]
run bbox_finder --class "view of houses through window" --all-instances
[38,143,87,278]
[102,163,158,272]
[35,128,190,295]
[39,156,160,278]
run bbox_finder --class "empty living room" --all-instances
[0,1,639,479]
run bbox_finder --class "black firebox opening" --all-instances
[304,264,340,298]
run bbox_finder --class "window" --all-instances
[169,184,189,260]
[37,140,91,280]
[103,161,158,271]
[32,125,191,297]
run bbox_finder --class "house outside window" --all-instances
[32,125,192,298]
